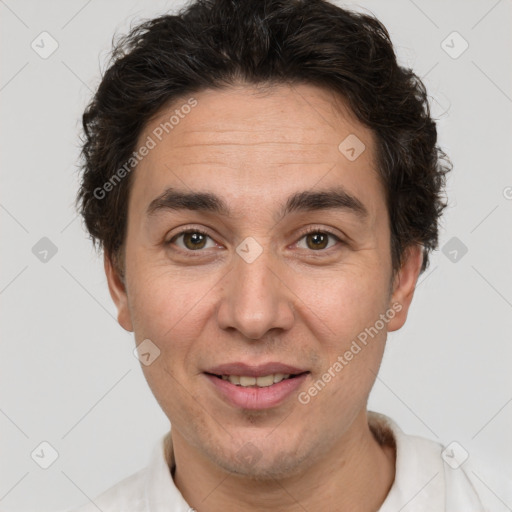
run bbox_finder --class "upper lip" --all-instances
[205,362,308,377]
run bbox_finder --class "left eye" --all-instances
[296,231,340,251]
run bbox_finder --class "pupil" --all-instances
[185,232,206,249]
[308,233,327,250]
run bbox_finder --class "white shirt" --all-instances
[70,412,512,511]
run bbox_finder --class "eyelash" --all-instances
[166,226,344,253]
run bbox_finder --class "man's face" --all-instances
[106,84,420,478]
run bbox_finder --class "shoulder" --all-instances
[449,455,512,512]
[67,431,180,512]
[68,466,150,512]
[370,412,512,512]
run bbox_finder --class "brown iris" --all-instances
[183,232,208,250]
[306,232,329,250]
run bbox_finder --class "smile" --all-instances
[205,371,309,409]
[218,373,293,387]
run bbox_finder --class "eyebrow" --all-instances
[146,186,369,222]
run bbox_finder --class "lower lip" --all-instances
[205,373,309,410]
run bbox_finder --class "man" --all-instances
[73,0,510,510]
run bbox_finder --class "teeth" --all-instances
[256,375,274,387]
[222,373,292,387]
[239,376,256,386]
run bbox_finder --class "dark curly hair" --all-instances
[76,0,451,278]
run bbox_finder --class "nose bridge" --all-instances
[217,239,294,339]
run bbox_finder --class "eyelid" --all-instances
[168,226,210,240]
[297,225,342,238]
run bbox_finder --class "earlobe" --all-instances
[104,252,134,332]
[386,245,424,332]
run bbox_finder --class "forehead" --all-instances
[145,84,373,156]
[129,84,383,221]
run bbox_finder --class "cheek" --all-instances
[127,268,212,422]
[294,265,391,402]
[294,264,391,342]
[126,264,211,365]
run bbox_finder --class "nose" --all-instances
[216,244,295,340]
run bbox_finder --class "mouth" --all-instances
[206,372,307,387]
[203,363,310,409]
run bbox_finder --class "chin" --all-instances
[211,441,312,481]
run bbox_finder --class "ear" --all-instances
[386,244,424,332]
[104,251,133,332]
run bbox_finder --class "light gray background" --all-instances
[1,1,511,511]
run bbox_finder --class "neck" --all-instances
[171,410,395,512]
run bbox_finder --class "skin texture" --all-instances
[105,84,424,511]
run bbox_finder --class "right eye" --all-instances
[167,229,218,251]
